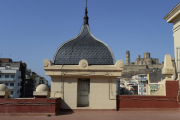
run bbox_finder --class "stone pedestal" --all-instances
[162,54,175,81]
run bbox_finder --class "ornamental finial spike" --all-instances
[84,0,89,25]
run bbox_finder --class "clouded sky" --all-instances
[0,0,179,84]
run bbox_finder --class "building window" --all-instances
[5,75,9,78]
[18,83,20,86]
[18,76,21,79]
[17,90,19,94]
[10,83,14,86]
[11,91,13,94]
[176,46,180,72]
[10,75,14,78]
[0,75,1,78]
[5,83,8,86]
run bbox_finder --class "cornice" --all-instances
[43,59,123,77]
[164,3,180,23]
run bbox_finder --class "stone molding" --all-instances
[173,24,180,32]
[162,68,175,75]
[33,91,49,97]
[79,59,89,68]
[43,59,123,77]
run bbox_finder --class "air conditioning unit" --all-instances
[5,64,11,69]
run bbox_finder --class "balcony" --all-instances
[138,78,147,80]
[139,90,144,92]
[139,83,145,87]
[8,86,14,90]
[0,78,15,82]
[149,84,160,92]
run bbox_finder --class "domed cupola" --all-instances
[53,3,115,65]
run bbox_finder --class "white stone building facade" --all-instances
[164,2,180,86]
[0,66,22,98]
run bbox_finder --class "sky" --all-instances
[0,0,179,84]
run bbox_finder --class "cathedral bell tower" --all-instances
[126,51,130,65]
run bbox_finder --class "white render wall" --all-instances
[0,67,22,98]
[164,3,180,80]
[50,76,117,109]
[173,18,180,72]
[173,19,180,89]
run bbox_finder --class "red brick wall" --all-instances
[0,58,12,62]
[166,81,179,97]
[0,97,61,115]
[117,81,179,110]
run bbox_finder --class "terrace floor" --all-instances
[1,110,180,120]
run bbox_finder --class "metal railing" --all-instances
[149,83,162,93]
[0,78,15,81]
[8,86,14,90]
[138,78,147,80]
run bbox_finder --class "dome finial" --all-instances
[84,0,89,25]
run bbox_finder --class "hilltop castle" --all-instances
[126,51,159,65]
[124,51,163,71]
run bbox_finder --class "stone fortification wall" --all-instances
[122,64,164,80]
[148,64,163,69]
[123,64,163,72]
[123,65,147,72]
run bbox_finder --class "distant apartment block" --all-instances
[0,65,21,98]
[0,58,49,98]
[25,69,48,97]
[35,76,48,85]
[132,74,148,95]
[0,58,27,97]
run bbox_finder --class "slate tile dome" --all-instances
[53,25,115,65]
[53,5,115,65]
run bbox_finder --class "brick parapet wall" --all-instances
[117,81,180,110]
[0,97,61,116]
